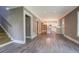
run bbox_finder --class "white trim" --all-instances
[24,7,41,21]
[12,40,25,44]
[26,36,31,38]
[23,9,26,44]
[64,34,79,45]
[26,34,37,39]
[31,33,37,39]
[0,41,12,48]
[24,8,33,42]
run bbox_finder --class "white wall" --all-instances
[5,7,25,44]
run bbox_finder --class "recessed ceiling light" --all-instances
[6,7,10,10]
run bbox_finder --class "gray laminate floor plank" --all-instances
[0,33,79,53]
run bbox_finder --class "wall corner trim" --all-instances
[64,34,79,45]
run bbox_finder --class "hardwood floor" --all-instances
[0,32,79,53]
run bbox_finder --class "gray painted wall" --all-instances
[6,7,24,43]
[0,6,44,44]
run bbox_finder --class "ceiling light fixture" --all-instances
[6,7,10,10]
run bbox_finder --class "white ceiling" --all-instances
[7,6,77,21]
[25,6,77,21]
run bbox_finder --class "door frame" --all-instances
[25,14,31,38]
[37,21,39,35]
[23,10,33,43]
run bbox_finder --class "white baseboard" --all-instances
[26,33,37,39]
[64,34,79,44]
[26,36,31,38]
[0,41,12,48]
[31,33,37,39]
[12,40,25,44]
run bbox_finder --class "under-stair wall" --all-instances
[0,15,12,38]
[0,7,12,40]
[0,7,25,44]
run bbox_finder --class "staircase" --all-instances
[0,26,11,45]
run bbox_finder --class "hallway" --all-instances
[0,32,79,53]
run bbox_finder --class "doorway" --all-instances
[25,15,31,42]
[37,21,39,35]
